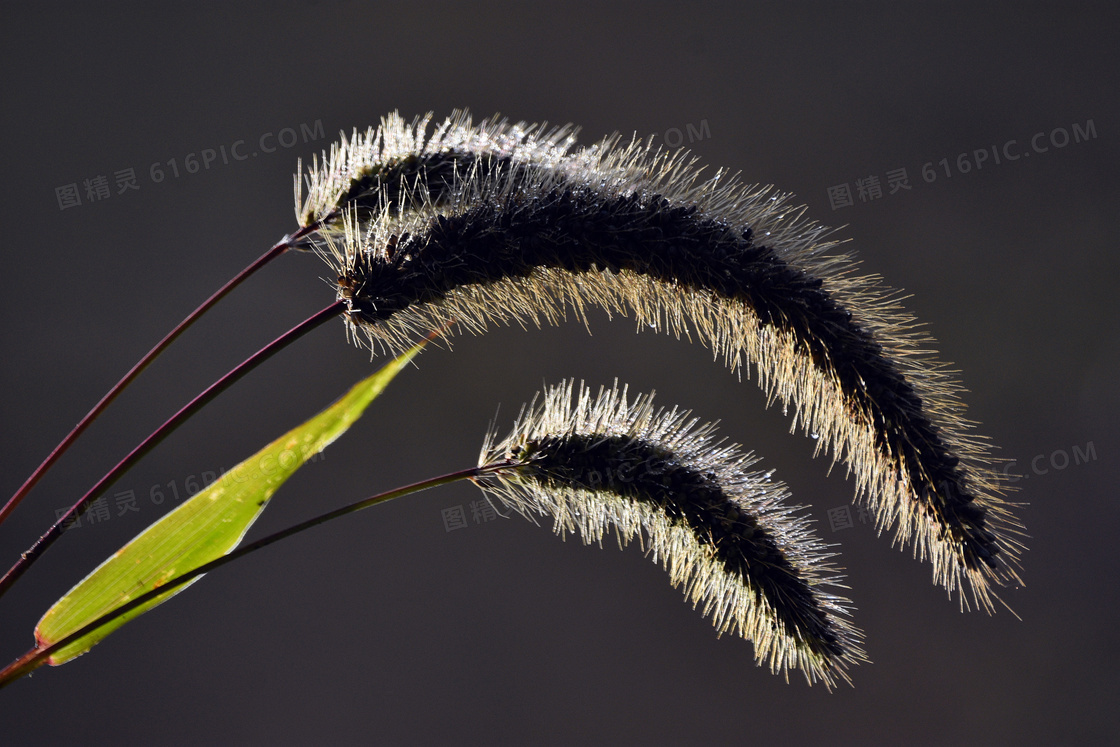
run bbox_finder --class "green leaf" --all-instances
[35,341,426,665]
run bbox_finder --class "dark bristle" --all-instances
[524,433,848,662]
[344,187,1009,589]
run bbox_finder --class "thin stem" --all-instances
[0,460,517,689]
[0,300,347,601]
[0,221,326,528]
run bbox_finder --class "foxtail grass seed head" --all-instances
[474,380,866,688]
[302,110,1025,612]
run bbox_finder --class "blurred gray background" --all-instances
[1,2,1116,744]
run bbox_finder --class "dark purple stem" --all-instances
[0,300,347,600]
[0,462,516,690]
[0,222,325,528]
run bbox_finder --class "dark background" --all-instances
[1,3,1116,744]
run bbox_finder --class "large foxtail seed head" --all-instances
[298,110,1025,613]
[475,380,866,688]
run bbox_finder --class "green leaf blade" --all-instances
[35,340,425,664]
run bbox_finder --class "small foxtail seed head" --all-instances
[474,380,866,689]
